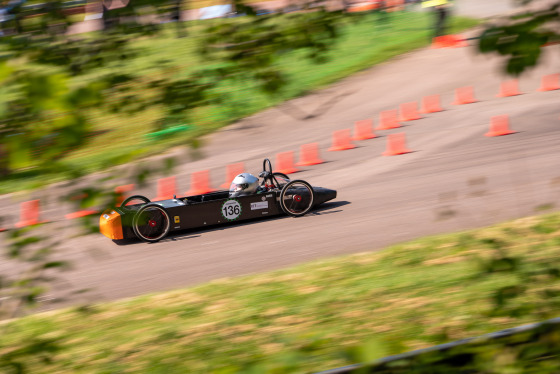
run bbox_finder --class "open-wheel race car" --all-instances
[100,159,337,243]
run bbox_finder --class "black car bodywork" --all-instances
[100,159,337,242]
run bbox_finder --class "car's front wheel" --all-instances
[132,203,171,243]
[279,180,315,217]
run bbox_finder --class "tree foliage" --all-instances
[0,158,174,372]
[0,0,347,177]
[0,65,103,173]
[478,1,560,76]
[200,0,343,96]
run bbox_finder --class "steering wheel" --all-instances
[259,158,290,189]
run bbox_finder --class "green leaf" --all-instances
[0,62,13,83]
[6,135,32,170]
[359,338,389,363]
[43,261,71,270]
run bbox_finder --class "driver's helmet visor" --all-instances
[229,182,248,193]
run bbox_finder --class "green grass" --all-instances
[0,12,479,194]
[2,212,560,373]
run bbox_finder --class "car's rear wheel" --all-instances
[132,203,171,243]
[279,180,314,217]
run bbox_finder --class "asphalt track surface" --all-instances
[1,0,560,310]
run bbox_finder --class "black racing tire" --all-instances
[273,172,290,188]
[120,195,151,208]
[132,203,171,243]
[279,180,315,217]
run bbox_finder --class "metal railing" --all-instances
[316,317,560,373]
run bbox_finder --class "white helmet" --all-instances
[229,173,259,197]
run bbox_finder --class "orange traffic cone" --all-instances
[221,162,245,189]
[352,119,376,140]
[400,102,422,121]
[382,133,411,156]
[497,80,522,97]
[186,170,215,195]
[115,184,135,205]
[485,115,515,137]
[377,110,401,130]
[296,143,324,166]
[328,129,356,151]
[537,74,560,91]
[15,200,47,228]
[452,86,477,105]
[275,151,299,174]
[154,176,176,201]
[431,35,468,48]
[431,36,447,48]
[420,95,443,113]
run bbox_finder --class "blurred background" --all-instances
[1,0,560,372]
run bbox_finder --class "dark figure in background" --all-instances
[170,0,186,38]
[432,3,450,40]
[376,0,390,26]
[101,0,114,30]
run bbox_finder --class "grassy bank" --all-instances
[0,11,479,194]
[2,211,559,373]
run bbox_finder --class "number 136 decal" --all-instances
[221,199,242,221]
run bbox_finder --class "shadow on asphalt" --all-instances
[165,201,351,241]
[308,200,351,216]
[114,200,351,245]
[112,234,201,246]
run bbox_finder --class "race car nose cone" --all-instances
[312,187,337,206]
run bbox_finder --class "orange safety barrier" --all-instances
[221,162,245,189]
[421,94,443,113]
[154,176,177,201]
[385,0,404,11]
[485,115,515,137]
[353,119,377,140]
[296,143,325,166]
[115,184,135,205]
[452,86,477,105]
[431,34,468,49]
[382,132,411,156]
[275,151,300,174]
[347,2,380,12]
[15,200,47,228]
[328,129,356,151]
[186,170,216,196]
[537,74,560,91]
[377,110,401,130]
[399,102,422,121]
[497,80,522,97]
